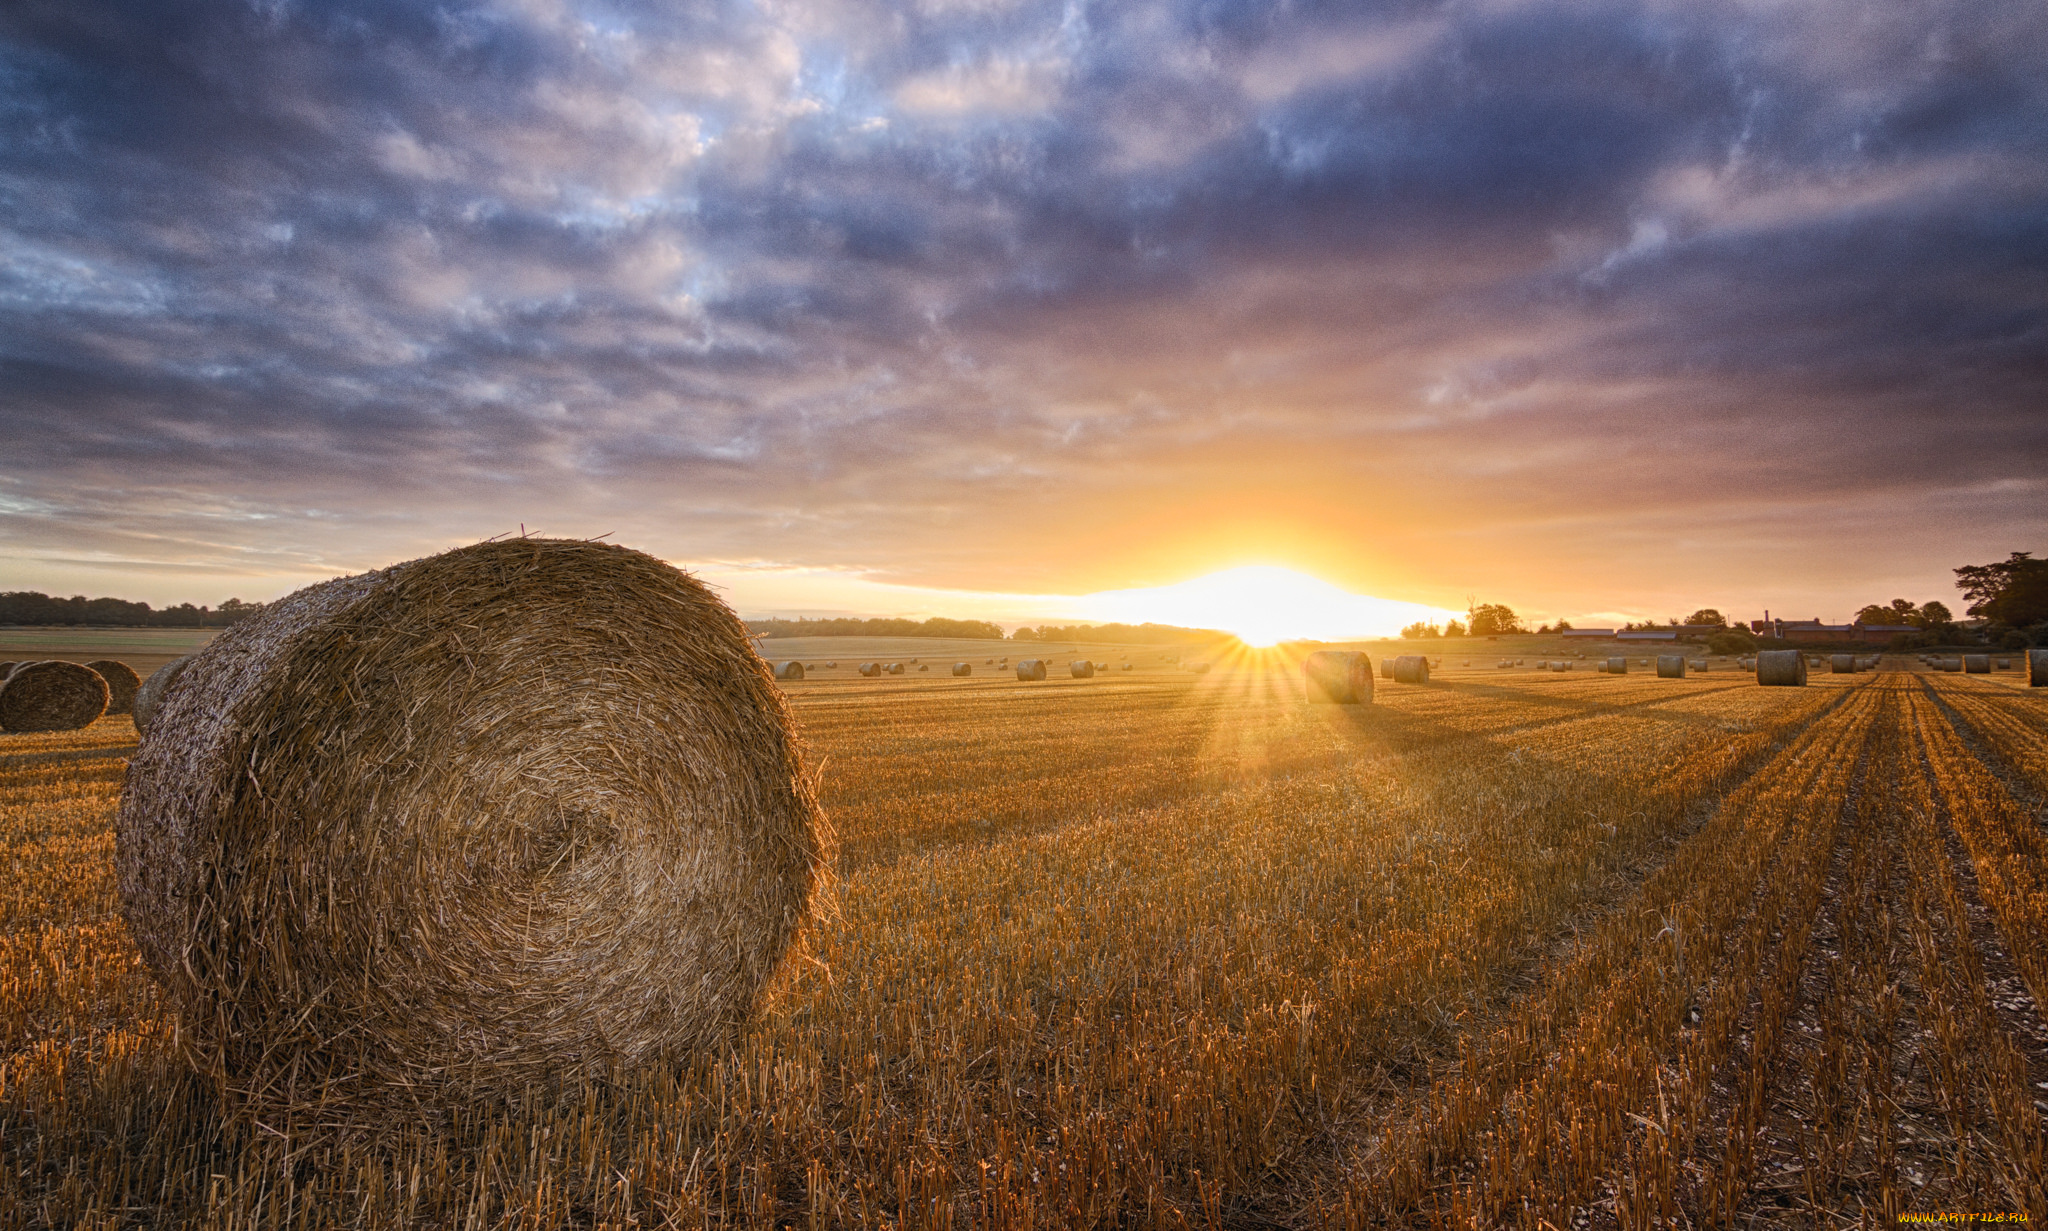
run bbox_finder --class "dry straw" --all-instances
[1756,649,1807,687]
[1656,655,1686,679]
[133,656,192,736]
[1016,659,1047,681]
[1303,650,1374,704]
[85,659,142,714]
[0,660,110,732]
[116,539,828,1125]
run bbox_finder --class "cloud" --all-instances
[0,0,2043,615]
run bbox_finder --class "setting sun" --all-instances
[1075,565,1465,647]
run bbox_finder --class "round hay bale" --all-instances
[1304,650,1374,705]
[1016,659,1047,681]
[1830,654,1855,674]
[0,660,110,733]
[773,660,805,681]
[1392,654,1430,684]
[1996,658,2010,670]
[858,662,881,678]
[887,663,905,675]
[1963,654,1991,674]
[1941,657,1961,673]
[1606,657,1627,674]
[1120,662,1132,670]
[116,539,827,1120]
[952,662,972,676]
[825,661,837,669]
[1756,650,1807,687]
[1070,660,1096,679]
[133,657,193,737]
[1380,657,1397,679]
[1656,656,1686,679]
[917,664,929,672]
[2029,647,2048,686]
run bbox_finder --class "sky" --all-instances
[2,0,2044,635]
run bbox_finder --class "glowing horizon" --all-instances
[699,561,1464,647]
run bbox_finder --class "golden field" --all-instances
[2,651,2044,1228]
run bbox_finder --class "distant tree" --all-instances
[1915,600,1953,630]
[1466,603,1526,636]
[1855,603,1895,626]
[1889,598,1920,622]
[1706,629,1756,655]
[1554,620,1573,632]
[1955,551,2048,628]
[1401,621,1442,639]
[1683,609,1726,627]
[1444,619,1467,638]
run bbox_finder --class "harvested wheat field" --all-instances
[3,658,2044,1227]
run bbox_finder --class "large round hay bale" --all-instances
[116,539,827,1120]
[1830,654,1855,674]
[1963,654,1990,674]
[773,660,805,681]
[1070,660,1095,679]
[952,662,972,676]
[1392,654,1430,684]
[0,660,110,732]
[1606,657,1627,674]
[1016,659,1047,681]
[2029,648,2048,686]
[1304,650,1374,705]
[133,657,193,736]
[1756,650,1806,687]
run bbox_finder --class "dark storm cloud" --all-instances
[1,0,2044,601]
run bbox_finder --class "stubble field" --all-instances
[2,652,2044,1228]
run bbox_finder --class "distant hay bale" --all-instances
[1831,654,1855,674]
[1964,654,1991,674]
[918,664,929,672]
[1606,657,1627,674]
[1304,650,1374,705]
[1120,662,1132,670]
[1393,654,1430,684]
[0,660,111,733]
[887,663,905,675]
[952,663,971,676]
[1551,661,1570,672]
[2029,648,2048,686]
[1656,656,1685,678]
[1381,658,1397,679]
[825,661,837,668]
[1756,650,1807,687]
[1070,660,1096,679]
[773,661,805,681]
[1189,662,1210,674]
[115,539,826,1121]
[1941,658,1961,673]
[858,662,882,678]
[1996,658,2010,670]
[133,657,194,736]
[1016,659,1047,681]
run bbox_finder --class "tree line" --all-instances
[0,592,266,628]
[746,616,1007,640]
